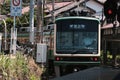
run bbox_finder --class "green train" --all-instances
[50,16,101,77]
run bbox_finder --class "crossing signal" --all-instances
[104,0,117,22]
[107,9,112,15]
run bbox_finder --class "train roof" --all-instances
[55,16,100,23]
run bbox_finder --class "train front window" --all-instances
[56,18,99,54]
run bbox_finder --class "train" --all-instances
[52,16,101,77]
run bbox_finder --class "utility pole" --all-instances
[52,0,55,22]
[49,0,55,53]
[36,0,44,43]
[29,0,35,44]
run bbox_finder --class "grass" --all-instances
[0,52,42,80]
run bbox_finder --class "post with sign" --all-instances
[10,0,22,54]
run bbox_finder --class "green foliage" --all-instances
[30,74,39,80]
[0,53,41,80]
[0,18,13,32]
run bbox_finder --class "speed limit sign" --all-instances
[10,0,22,16]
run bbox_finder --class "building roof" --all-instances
[86,0,103,12]
[21,0,105,15]
[22,5,37,14]
[45,0,85,18]
[21,2,72,14]
[10,0,106,19]
[44,2,72,12]
[98,0,106,3]
[45,0,104,19]
[0,0,5,5]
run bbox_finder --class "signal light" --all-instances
[103,0,117,22]
[108,9,112,15]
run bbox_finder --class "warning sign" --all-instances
[10,0,22,16]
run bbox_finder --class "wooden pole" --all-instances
[36,0,43,43]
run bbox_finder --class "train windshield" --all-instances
[56,18,99,54]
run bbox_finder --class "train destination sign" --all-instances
[69,24,86,29]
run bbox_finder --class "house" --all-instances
[44,0,104,23]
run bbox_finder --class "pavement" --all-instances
[52,66,120,80]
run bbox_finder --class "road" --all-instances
[52,66,120,80]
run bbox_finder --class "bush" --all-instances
[0,53,42,80]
